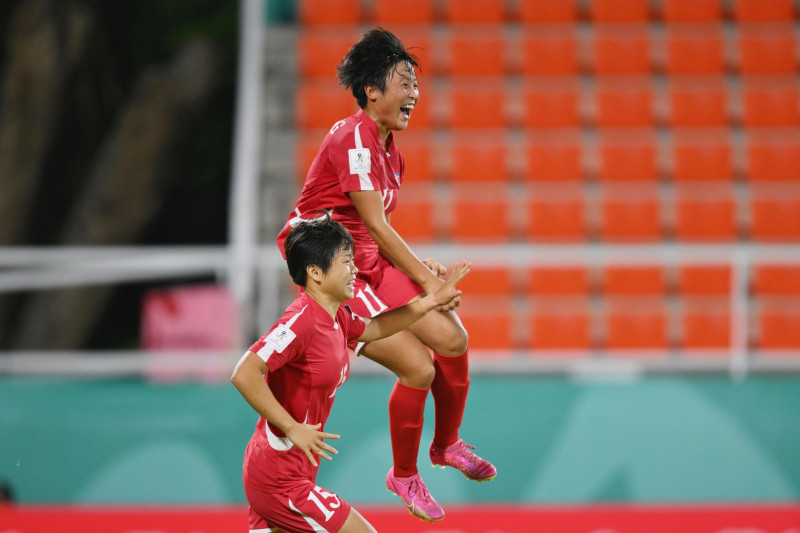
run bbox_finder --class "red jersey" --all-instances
[242,292,366,492]
[278,109,405,276]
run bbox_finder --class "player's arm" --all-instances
[230,351,339,466]
[350,189,446,297]
[358,262,469,342]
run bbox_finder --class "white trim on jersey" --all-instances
[288,498,331,533]
[352,123,374,191]
[287,208,332,228]
[256,305,308,362]
[264,419,293,451]
[249,529,279,533]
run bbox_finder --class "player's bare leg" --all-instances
[339,508,378,533]
[361,330,444,521]
[408,308,497,483]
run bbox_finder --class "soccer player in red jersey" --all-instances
[277,29,496,522]
[232,217,469,533]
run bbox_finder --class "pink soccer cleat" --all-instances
[429,439,497,482]
[385,468,445,522]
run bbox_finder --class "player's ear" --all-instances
[364,85,380,104]
[306,264,323,283]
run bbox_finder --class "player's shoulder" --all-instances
[328,113,378,147]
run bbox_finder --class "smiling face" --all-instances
[364,61,419,140]
[317,246,358,303]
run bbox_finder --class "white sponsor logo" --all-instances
[348,148,371,174]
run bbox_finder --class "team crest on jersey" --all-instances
[266,323,296,353]
[348,148,371,174]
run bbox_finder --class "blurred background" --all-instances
[1,0,800,531]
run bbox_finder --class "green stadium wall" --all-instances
[1,375,799,504]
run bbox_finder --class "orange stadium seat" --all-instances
[457,296,515,351]
[371,0,435,24]
[680,297,732,350]
[444,81,508,128]
[732,0,795,22]
[603,298,670,350]
[524,131,583,182]
[661,0,723,22]
[753,264,800,295]
[677,264,732,295]
[389,184,437,242]
[673,185,739,242]
[736,25,798,75]
[601,265,666,295]
[525,185,588,242]
[529,297,593,350]
[518,0,578,23]
[456,266,515,297]
[519,27,579,76]
[748,185,800,242]
[443,26,508,77]
[441,0,505,23]
[589,0,651,22]
[397,130,435,183]
[527,266,591,295]
[591,25,652,75]
[741,78,800,128]
[446,132,510,182]
[594,77,654,127]
[667,77,729,127]
[597,130,658,181]
[296,130,328,183]
[598,184,662,242]
[299,0,361,25]
[664,25,726,75]
[752,270,800,349]
[296,81,358,129]
[756,298,800,349]
[523,79,581,128]
[298,28,362,79]
[671,129,733,181]
[450,188,513,242]
[745,130,800,181]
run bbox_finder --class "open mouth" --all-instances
[400,105,412,119]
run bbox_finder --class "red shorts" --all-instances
[345,257,424,354]
[245,481,351,533]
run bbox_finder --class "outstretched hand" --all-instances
[432,261,470,309]
[286,422,340,467]
[423,258,447,279]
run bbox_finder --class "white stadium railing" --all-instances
[2,243,800,379]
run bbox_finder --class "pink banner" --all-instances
[1,504,799,533]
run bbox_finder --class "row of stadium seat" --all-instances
[390,183,800,243]
[458,293,800,350]
[300,24,799,78]
[299,0,797,26]
[298,129,800,183]
[456,264,800,296]
[454,263,800,350]
[297,77,800,129]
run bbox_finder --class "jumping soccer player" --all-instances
[277,29,497,522]
[232,217,469,533]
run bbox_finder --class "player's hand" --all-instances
[423,258,446,279]
[432,262,470,309]
[286,422,340,467]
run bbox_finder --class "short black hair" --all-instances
[337,28,421,108]
[284,216,354,287]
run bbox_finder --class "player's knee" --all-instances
[433,327,469,357]
[398,360,435,389]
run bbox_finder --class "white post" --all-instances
[228,0,265,344]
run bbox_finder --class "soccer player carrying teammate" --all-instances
[277,29,496,522]
[232,217,469,533]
